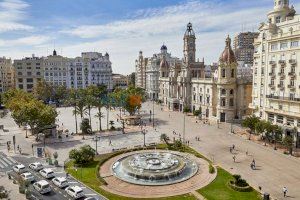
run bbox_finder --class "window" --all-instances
[287,118,294,126]
[229,98,234,106]
[221,69,226,78]
[231,69,235,78]
[280,42,288,50]
[276,16,281,23]
[291,41,298,48]
[271,79,274,85]
[27,72,32,76]
[277,115,283,124]
[206,97,210,104]
[268,114,274,122]
[200,96,202,103]
[290,79,295,86]
[271,43,278,51]
[221,98,226,106]
[221,89,226,95]
[27,78,33,83]
[230,89,234,95]
[18,84,23,89]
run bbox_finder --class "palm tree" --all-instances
[242,115,260,140]
[95,111,104,131]
[85,95,95,132]
[160,133,170,146]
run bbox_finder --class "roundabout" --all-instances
[100,150,216,198]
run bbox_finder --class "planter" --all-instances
[228,181,253,192]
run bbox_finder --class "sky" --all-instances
[0,0,299,74]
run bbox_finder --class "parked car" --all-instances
[29,162,43,171]
[39,168,55,179]
[12,164,26,174]
[52,177,68,188]
[33,180,51,194]
[65,186,85,199]
[20,172,35,182]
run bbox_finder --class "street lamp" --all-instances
[94,136,100,155]
[230,122,233,133]
[152,100,155,127]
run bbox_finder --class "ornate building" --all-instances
[250,0,300,143]
[135,51,148,89]
[159,23,252,122]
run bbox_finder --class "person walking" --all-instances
[233,155,236,162]
[283,186,288,197]
[232,144,235,150]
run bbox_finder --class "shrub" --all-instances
[209,164,215,174]
[69,145,96,165]
[229,174,251,192]
[183,106,191,113]
[193,110,201,116]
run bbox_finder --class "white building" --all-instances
[0,57,14,93]
[145,45,177,100]
[135,51,148,89]
[44,50,69,87]
[68,52,112,90]
[250,0,300,145]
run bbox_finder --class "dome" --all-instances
[160,57,169,68]
[219,35,236,64]
[161,44,167,51]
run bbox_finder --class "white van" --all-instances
[33,180,51,194]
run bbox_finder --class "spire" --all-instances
[184,22,195,36]
[225,35,231,48]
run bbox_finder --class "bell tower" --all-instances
[183,22,196,65]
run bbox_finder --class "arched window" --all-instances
[221,89,226,95]
[231,69,235,78]
[222,69,226,78]
[230,89,234,95]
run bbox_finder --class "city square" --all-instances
[0,0,300,200]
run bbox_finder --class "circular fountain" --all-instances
[112,151,198,185]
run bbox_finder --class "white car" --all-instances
[12,164,26,174]
[52,177,68,188]
[65,186,85,199]
[33,180,51,194]
[39,168,55,179]
[29,162,43,171]
[20,172,35,182]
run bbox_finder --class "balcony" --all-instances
[289,59,296,65]
[266,95,300,103]
[269,72,275,77]
[277,84,284,90]
[288,72,296,78]
[288,85,296,90]
[269,61,276,66]
[268,84,275,89]
[278,72,285,79]
[278,60,286,66]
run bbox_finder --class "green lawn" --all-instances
[65,152,197,200]
[198,167,261,200]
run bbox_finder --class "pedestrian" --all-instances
[17,145,19,150]
[233,155,236,162]
[246,149,248,156]
[283,186,288,197]
[109,139,112,146]
[229,147,232,153]
[252,159,256,166]
[19,148,22,154]
[232,144,235,150]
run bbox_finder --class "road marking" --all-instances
[5,156,17,164]
[85,193,97,196]
[55,171,64,174]
[2,157,13,165]
[0,158,8,167]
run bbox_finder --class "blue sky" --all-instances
[0,0,299,74]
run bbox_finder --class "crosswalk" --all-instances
[0,152,17,171]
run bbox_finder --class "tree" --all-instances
[242,116,260,140]
[80,118,92,139]
[183,106,191,113]
[33,80,53,103]
[95,111,104,131]
[283,135,294,155]
[160,133,170,146]
[69,145,96,165]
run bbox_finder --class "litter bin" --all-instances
[263,193,270,200]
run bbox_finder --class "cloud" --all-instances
[0,0,33,32]
[0,35,51,46]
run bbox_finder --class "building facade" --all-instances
[0,57,14,93]
[135,51,148,89]
[14,55,44,93]
[250,0,300,142]
[233,32,259,66]
[44,50,69,87]
[112,74,129,89]
[159,23,252,122]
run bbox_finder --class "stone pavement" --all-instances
[0,172,26,200]
[141,102,300,200]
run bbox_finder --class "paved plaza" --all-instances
[1,102,300,199]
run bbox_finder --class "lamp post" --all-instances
[94,136,100,155]
[152,100,155,127]
[231,122,233,133]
